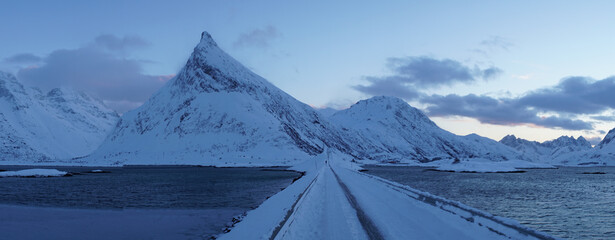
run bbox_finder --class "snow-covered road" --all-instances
[222,158,556,240]
[273,165,370,240]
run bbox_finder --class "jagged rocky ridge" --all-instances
[500,135,592,161]
[329,96,525,163]
[0,72,119,163]
[550,128,615,165]
[83,32,373,166]
[500,133,615,166]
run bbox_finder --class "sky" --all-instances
[1,0,614,144]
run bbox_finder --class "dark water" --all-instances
[0,165,301,209]
[364,166,615,239]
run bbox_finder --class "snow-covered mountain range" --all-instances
[0,72,119,164]
[80,32,372,166]
[71,31,614,168]
[328,96,523,163]
[500,133,615,166]
[500,135,592,162]
[4,31,612,168]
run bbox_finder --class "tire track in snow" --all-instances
[268,170,321,240]
[330,166,385,240]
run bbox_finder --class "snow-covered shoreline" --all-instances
[0,168,68,177]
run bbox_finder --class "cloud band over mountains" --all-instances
[355,56,615,131]
[8,34,172,113]
[354,56,502,100]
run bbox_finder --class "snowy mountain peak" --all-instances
[329,96,522,162]
[500,135,518,144]
[335,96,436,127]
[0,72,29,109]
[85,31,369,166]
[597,128,615,148]
[199,31,218,48]
[500,134,594,164]
[0,71,17,82]
[46,88,74,102]
[170,31,273,96]
[45,88,96,104]
[543,135,592,149]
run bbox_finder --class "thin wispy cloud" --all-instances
[4,53,42,64]
[472,36,514,57]
[93,34,149,52]
[233,25,280,49]
[480,36,513,51]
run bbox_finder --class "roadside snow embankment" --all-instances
[0,169,68,177]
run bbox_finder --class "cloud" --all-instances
[233,25,279,49]
[354,56,501,100]
[384,57,478,87]
[405,75,615,131]
[17,34,172,113]
[93,34,149,52]
[586,136,603,145]
[353,78,422,101]
[518,76,615,114]
[423,94,594,130]
[480,36,513,51]
[592,115,615,121]
[472,36,514,57]
[481,67,503,79]
[4,53,42,64]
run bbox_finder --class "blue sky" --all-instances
[1,0,614,143]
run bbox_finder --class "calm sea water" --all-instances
[0,165,301,209]
[0,165,301,239]
[364,165,615,239]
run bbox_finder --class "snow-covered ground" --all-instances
[0,204,242,240]
[221,155,554,239]
[0,168,68,177]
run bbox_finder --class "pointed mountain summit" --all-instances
[597,128,615,149]
[85,31,364,166]
[329,96,522,162]
[0,72,119,164]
